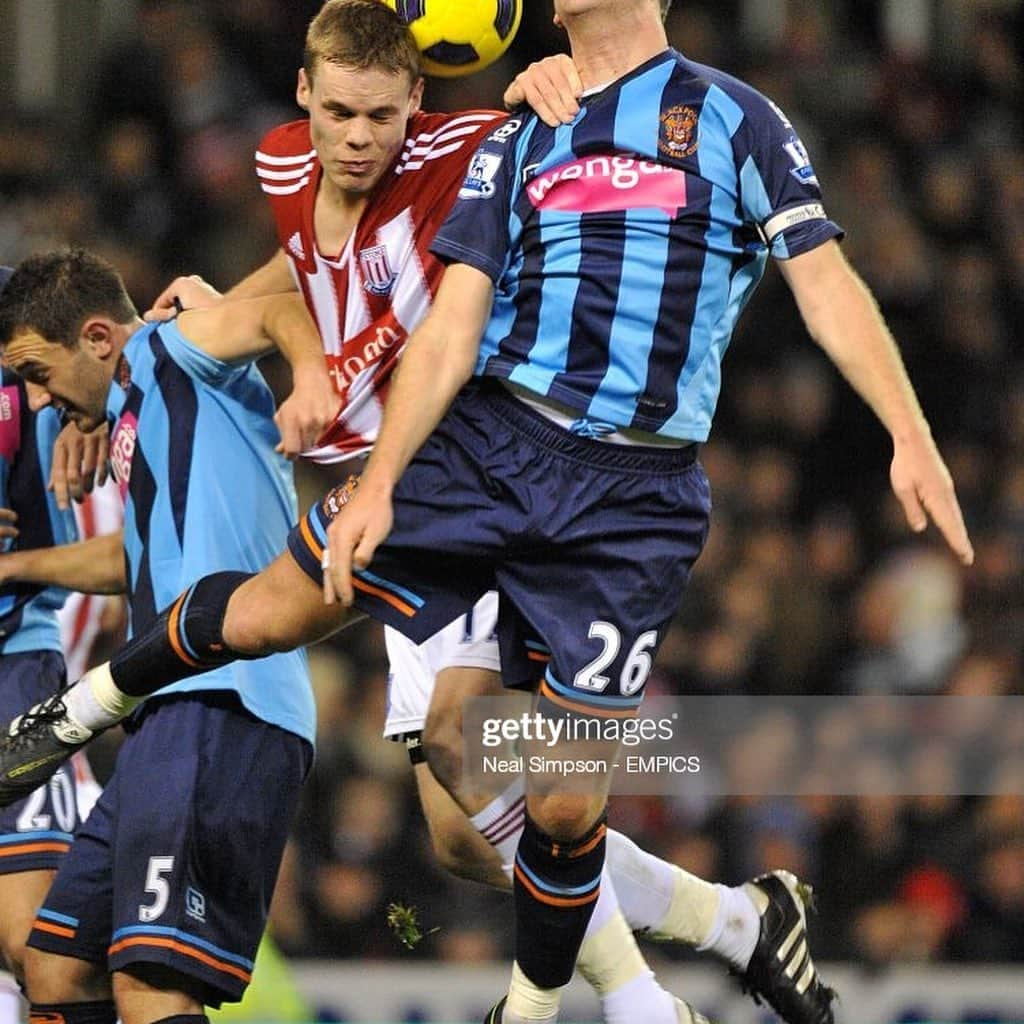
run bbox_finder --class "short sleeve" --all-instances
[737,96,844,260]
[157,320,246,389]
[430,115,528,282]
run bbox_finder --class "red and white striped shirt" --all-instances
[57,478,123,680]
[255,110,504,463]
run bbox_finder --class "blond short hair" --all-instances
[304,0,421,83]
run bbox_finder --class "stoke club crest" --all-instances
[359,244,397,296]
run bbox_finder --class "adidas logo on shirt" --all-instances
[287,232,305,261]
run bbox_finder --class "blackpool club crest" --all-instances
[658,104,700,160]
[359,243,397,296]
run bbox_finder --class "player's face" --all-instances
[3,330,113,432]
[298,62,424,198]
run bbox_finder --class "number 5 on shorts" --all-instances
[140,855,175,922]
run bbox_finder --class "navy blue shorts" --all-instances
[289,381,711,712]
[0,650,77,873]
[27,693,311,1007]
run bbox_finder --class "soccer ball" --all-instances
[383,0,524,78]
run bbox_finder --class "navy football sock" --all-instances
[513,812,606,989]
[29,1000,117,1024]
[110,571,256,697]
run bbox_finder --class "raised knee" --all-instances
[221,613,277,657]
[221,588,283,657]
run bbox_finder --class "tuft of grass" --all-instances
[386,901,439,950]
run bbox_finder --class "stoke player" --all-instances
[57,479,124,823]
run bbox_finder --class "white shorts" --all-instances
[383,590,500,739]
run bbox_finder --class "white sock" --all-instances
[469,778,526,879]
[577,872,678,1024]
[606,828,719,944]
[605,828,759,968]
[64,663,142,732]
[506,961,560,1021]
[0,970,22,1024]
[697,883,761,971]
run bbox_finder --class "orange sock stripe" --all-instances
[299,516,324,562]
[567,823,606,859]
[107,936,252,983]
[352,576,416,617]
[527,651,550,663]
[513,863,601,908]
[0,841,71,858]
[167,592,201,669]
[538,680,637,719]
[33,920,76,939]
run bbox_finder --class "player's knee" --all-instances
[526,792,605,843]
[422,715,464,798]
[220,611,278,657]
[221,588,287,657]
[427,817,485,880]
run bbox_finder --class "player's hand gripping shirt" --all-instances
[432,50,844,442]
[256,110,504,463]
[106,323,313,742]
[0,369,77,654]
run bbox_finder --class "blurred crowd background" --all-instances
[2,0,1023,971]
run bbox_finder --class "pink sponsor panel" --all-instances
[526,155,688,217]
[109,410,138,500]
[0,385,21,461]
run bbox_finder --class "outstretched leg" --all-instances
[0,550,355,805]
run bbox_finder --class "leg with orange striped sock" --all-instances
[508,812,606,1019]
[62,549,359,739]
[57,572,258,737]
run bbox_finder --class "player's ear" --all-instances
[409,75,425,116]
[81,318,114,359]
[553,13,564,28]
[296,68,312,111]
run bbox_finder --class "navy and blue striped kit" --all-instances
[0,369,79,872]
[29,321,312,1004]
[433,48,843,440]
[296,50,842,714]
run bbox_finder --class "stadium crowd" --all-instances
[1,0,1022,970]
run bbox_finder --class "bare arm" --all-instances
[778,240,973,564]
[325,263,496,603]
[222,248,296,301]
[146,250,297,321]
[0,531,126,594]
[176,293,324,368]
